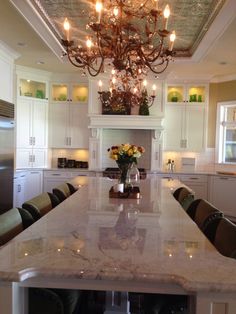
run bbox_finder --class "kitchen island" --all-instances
[1,177,236,314]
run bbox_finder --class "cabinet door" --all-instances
[179,179,208,199]
[69,104,89,148]
[32,99,48,148]
[25,171,42,200]
[210,176,236,218]
[16,149,32,168]
[33,149,48,168]
[49,103,69,147]
[16,98,32,148]
[185,105,205,151]
[13,175,26,207]
[164,105,184,150]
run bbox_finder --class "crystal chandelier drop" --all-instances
[61,0,176,77]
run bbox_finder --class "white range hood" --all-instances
[89,114,164,130]
[88,114,164,171]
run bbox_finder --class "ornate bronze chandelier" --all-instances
[61,0,176,77]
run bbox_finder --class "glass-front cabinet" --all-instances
[19,78,47,99]
[216,101,236,163]
[51,83,88,103]
[166,84,206,104]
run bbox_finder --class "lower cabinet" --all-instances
[13,172,27,208]
[24,171,43,201]
[179,174,208,200]
[14,170,43,207]
[43,170,95,193]
[209,175,236,218]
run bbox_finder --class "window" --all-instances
[216,101,236,163]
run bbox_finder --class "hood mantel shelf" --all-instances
[89,114,164,130]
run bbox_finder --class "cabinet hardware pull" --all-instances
[220,177,229,180]
[52,174,61,176]
[92,150,96,159]
[189,177,199,180]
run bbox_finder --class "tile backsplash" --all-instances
[51,149,89,168]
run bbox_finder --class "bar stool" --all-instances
[53,182,77,203]
[186,199,223,231]
[0,207,34,246]
[173,186,194,211]
[22,192,60,221]
[204,217,236,258]
[0,208,81,314]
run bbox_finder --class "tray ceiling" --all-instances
[32,0,226,57]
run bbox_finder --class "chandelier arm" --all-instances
[66,51,87,68]
[146,58,170,74]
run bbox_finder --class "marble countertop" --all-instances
[1,177,236,293]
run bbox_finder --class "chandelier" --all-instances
[61,0,176,77]
[98,70,156,114]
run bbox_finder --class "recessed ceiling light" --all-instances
[17,42,27,47]
[36,60,45,65]
[219,61,227,65]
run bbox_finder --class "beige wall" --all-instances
[208,80,236,148]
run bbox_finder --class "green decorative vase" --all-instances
[139,104,150,115]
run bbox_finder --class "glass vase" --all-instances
[127,162,140,187]
[116,161,133,190]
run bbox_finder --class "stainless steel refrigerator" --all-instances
[0,99,14,214]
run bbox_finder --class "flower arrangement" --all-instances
[107,143,145,164]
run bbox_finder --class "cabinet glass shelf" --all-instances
[19,79,46,99]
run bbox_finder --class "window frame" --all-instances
[216,100,236,164]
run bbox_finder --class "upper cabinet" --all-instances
[51,83,88,103]
[15,67,51,169]
[0,43,18,103]
[166,83,207,104]
[49,81,89,149]
[19,78,48,100]
[163,82,208,152]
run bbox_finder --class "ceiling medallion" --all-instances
[61,0,176,77]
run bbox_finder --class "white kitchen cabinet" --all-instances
[16,96,48,168]
[0,44,15,102]
[13,172,27,208]
[43,170,94,193]
[209,175,236,218]
[179,174,208,200]
[163,104,206,151]
[16,97,48,149]
[164,82,208,152]
[49,102,89,148]
[51,83,88,103]
[16,148,48,168]
[49,82,89,149]
[166,83,207,104]
[24,170,43,200]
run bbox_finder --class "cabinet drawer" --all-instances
[43,171,71,178]
[179,175,208,183]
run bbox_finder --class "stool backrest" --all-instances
[214,218,236,258]
[187,199,223,231]
[22,192,58,221]
[173,186,194,210]
[0,208,23,246]
[52,183,73,202]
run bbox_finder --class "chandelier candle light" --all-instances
[61,0,176,77]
